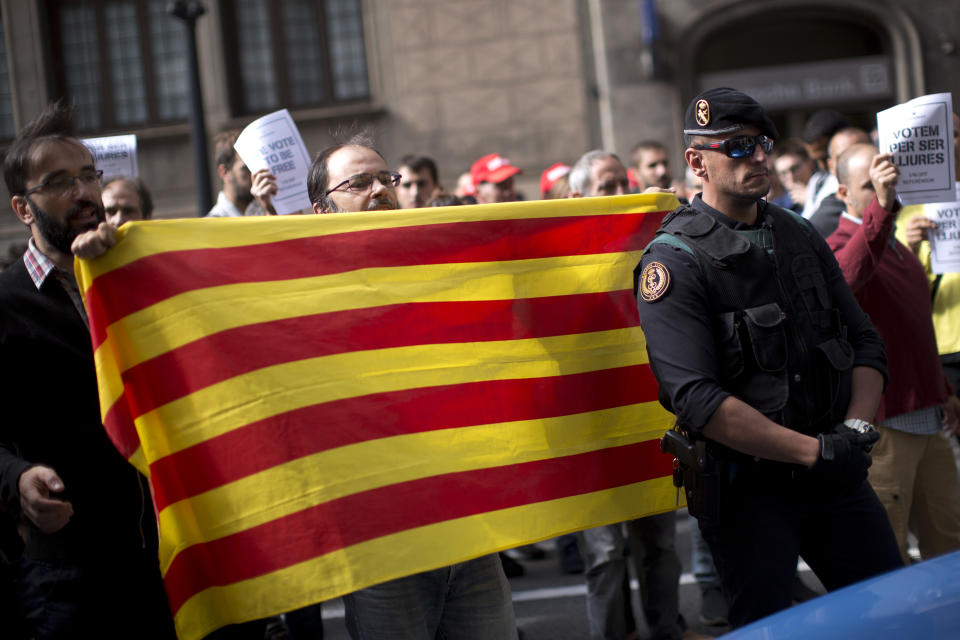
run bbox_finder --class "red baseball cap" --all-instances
[471,153,522,187]
[540,163,571,197]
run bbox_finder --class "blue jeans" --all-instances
[343,554,517,639]
[579,512,682,640]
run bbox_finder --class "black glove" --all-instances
[808,424,880,485]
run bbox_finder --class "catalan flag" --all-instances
[75,193,680,640]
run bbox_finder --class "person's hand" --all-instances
[942,396,960,436]
[870,153,900,212]
[251,169,278,215]
[642,186,675,194]
[808,424,879,485]
[18,466,73,534]
[71,222,116,259]
[905,215,936,254]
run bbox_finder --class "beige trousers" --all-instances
[868,426,960,564]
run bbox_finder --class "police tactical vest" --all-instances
[643,204,854,436]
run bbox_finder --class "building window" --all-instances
[0,12,16,139]
[46,0,190,132]
[220,0,369,116]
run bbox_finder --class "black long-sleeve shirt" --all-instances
[636,196,887,433]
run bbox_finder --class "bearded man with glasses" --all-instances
[0,102,175,638]
[634,88,903,628]
[303,136,518,639]
[308,137,402,214]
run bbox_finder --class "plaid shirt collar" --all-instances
[22,238,89,327]
[23,238,58,290]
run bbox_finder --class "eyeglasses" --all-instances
[693,135,773,159]
[325,171,401,197]
[24,170,104,198]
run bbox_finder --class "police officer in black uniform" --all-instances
[635,88,903,628]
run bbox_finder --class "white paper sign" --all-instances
[924,182,960,274]
[233,109,312,215]
[876,92,955,205]
[81,134,138,180]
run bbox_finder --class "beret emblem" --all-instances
[695,99,710,127]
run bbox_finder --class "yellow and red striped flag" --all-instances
[76,193,680,640]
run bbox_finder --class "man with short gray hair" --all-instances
[568,150,630,198]
[568,149,692,640]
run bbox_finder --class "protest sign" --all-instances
[233,109,312,215]
[81,134,138,180]
[924,182,960,274]
[876,92,955,205]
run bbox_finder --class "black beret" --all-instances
[683,87,779,140]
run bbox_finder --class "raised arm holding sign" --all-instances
[233,109,312,215]
[876,92,955,205]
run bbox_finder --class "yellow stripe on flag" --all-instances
[71,194,683,640]
[156,401,673,570]
[77,193,677,282]
[94,252,641,373]
[136,329,650,462]
[172,477,679,640]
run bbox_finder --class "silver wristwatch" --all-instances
[844,418,876,434]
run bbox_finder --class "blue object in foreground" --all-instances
[722,550,960,639]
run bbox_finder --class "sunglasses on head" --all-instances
[694,135,773,159]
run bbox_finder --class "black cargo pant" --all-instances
[697,463,903,628]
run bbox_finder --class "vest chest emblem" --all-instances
[639,261,672,302]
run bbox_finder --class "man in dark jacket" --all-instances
[0,102,174,639]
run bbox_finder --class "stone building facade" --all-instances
[0,0,958,255]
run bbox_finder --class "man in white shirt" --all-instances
[206,129,277,217]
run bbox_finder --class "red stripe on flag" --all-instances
[85,212,666,349]
[102,391,141,460]
[119,290,641,421]
[149,363,660,511]
[162,439,674,614]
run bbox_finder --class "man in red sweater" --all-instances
[828,143,960,563]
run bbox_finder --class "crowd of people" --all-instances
[2,85,960,640]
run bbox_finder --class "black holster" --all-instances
[661,428,730,523]
[685,452,731,523]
